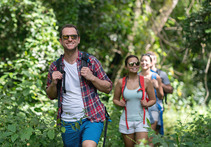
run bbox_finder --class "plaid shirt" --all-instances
[47,51,112,124]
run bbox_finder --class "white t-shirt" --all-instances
[61,60,85,122]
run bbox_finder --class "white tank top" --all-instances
[120,86,149,122]
[61,60,85,122]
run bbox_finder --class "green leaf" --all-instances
[8,124,16,132]
[11,134,19,142]
[75,122,80,130]
[146,118,151,127]
[205,29,211,34]
[2,132,13,138]
[20,133,28,141]
[70,124,76,131]
[61,127,66,133]
[47,130,55,140]
[20,127,33,141]
[23,88,30,96]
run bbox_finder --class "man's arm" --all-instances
[46,71,63,99]
[81,67,111,94]
[162,83,173,94]
[46,82,58,99]
[155,76,164,99]
[159,70,174,94]
[90,76,112,94]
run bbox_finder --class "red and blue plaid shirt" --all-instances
[47,51,112,124]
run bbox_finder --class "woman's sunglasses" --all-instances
[128,62,140,67]
[62,35,78,40]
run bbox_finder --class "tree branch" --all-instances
[203,52,211,105]
[186,0,195,16]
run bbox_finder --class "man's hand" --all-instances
[46,71,62,99]
[81,67,95,81]
[52,71,63,85]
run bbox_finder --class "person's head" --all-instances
[59,24,80,51]
[146,51,157,67]
[140,54,152,70]
[125,55,140,73]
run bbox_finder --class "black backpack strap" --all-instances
[81,52,90,67]
[56,55,64,108]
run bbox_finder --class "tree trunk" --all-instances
[113,0,142,86]
[146,0,179,50]
[203,52,211,105]
[113,0,179,86]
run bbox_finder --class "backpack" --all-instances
[121,75,147,130]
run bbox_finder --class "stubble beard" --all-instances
[64,45,78,54]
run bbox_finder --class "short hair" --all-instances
[146,51,157,61]
[125,55,139,67]
[59,24,80,39]
[140,54,152,62]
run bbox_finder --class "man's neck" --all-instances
[64,48,78,64]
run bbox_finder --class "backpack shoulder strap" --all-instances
[121,76,129,129]
[139,75,147,125]
[81,52,90,67]
[151,72,157,80]
[56,55,63,108]
[139,75,145,100]
[56,55,63,72]
[121,76,127,101]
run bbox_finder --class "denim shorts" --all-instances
[61,118,104,147]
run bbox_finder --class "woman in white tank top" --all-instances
[113,55,156,147]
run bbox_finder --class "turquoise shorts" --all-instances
[61,118,104,147]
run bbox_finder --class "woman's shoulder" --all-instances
[150,71,162,79]
[116,77,124,86]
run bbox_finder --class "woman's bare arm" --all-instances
[113,79,125,107]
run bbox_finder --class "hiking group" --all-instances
[46,24,173,147]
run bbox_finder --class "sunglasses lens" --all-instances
[62,35,78,40]
[128,62,134,67]
[128,62,140,67]
[63,35,69,40]
[71,35,78,40]
[136,62,140,66]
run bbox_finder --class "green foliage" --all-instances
[0,0,210,146]
[0,94,62,146]
[159,106,211,147]
[99,93,125,147]
[182,0,211,54]
[0,0,63,146]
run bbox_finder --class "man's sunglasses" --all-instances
[62,35,78,40]
[128,62,140,67]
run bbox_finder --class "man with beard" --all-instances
[46,24,112,147]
